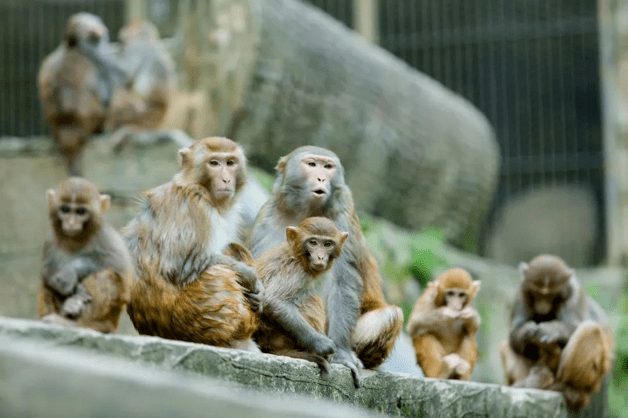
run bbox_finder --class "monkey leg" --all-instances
[441,354,471,380]
[412,334,446,378]
[499,340,534,386]
[351,305,403,369]
[77,269,130,333]
[452,335,478,380]
[37,282,64,317]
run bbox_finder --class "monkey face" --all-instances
[443,288,468,311]
[523,276,571,316]
[65,13,109,51]
[203,152,241,203]
[304,236,337,272]
[299,155,337,204]
[56,202,91,237]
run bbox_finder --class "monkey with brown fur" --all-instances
[38,13,123,175]
[38,178,132,333]
[500,254,614,411]
[406,268,481,380]
[123,136,262,351]
[252,217,348,373]
[106,20,176,135]
[248,146,403,387]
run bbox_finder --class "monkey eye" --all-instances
[308,161,316,167]
[324,163,334,170]
[226,159,236,166]
[446,290,455,297]
[323,241,333,248]
[60,205,70,214]
[209,160,220,167]
[308,239,317,246]
[76,207,86,215]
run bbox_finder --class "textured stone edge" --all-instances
[0,317,574,418]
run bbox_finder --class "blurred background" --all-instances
[0,0,627,416]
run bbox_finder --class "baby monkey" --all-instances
[254,217,348,373]
[38,177,132,333]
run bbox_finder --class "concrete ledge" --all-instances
[0,317,581,418]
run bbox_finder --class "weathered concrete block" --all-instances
[0,317,586,418]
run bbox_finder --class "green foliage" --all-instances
[248,167,275,192]
[406,227,448,289]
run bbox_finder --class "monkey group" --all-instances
[35,13,613,413]
[38,13,175,175]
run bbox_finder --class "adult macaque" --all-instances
[406,268,480,380]
[106,20,176,134]
[38,13,122,175]
[254,217,348,373]
[124,137,262,351]
[248,146,403,387]
[500,254,614,411]
[38,178,132,333]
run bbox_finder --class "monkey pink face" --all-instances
[305,235,338,272]
[205,152,241,203]
[444,288,469,311]
[56,202,91,237]
[300,155,337,203]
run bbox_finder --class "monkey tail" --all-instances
[274,349,332,374]
[352,305,404,369]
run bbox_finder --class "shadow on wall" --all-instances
[487,185,598,267]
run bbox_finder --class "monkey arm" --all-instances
[407,306,459,336]
[263,298,335,356]
[44,256,101,296]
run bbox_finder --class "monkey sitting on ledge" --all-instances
[252,217,348,373]
[38,178,132,333]
[500,254,614,411]
[407,268,481,380]
[123,136,263,351]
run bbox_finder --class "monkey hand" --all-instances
[520,321,541,341]
[62,295,87,318]
[537,322,568,346]
[440,307,460,321]
[311,334,336,357]
[243,288,264,314]
[49,268,79,296]
[332,347,362,388]
[459,307,478,320]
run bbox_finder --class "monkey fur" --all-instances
[500,254,614,411]
[106,20,176,133]
[123,137,262,351]
[38,177,132,333]
[406,268,481,380]
[248,146,403,387]
[252,217,348,373]
[38,13,122,175]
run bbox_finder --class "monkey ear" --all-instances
[178,148,192,169]
[275,156,288,173]
[339,232,349,246]
[518,262,529,277]
[100,194,111,214]
[286,226,298,242]
[471,280,481,298]
[46,189,56,212]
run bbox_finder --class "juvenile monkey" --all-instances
[38,13,122,175]
[500,254,614,411]
[249,146,403,387]
[106,20,176,134]
[406,268,481,380]
[38,178,132,333]
[124,137,262,350]
[254,217,348,373]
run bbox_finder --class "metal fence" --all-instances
[0,0,126,137]
[306,0,604,259]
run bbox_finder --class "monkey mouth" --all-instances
[312,189,327,196]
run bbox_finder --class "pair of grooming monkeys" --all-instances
[38,137,613,409]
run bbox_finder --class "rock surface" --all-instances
[0,316,592,418]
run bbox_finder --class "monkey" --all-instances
[248,146,403,387]
[123,136,263,351]
[252,217,348,373]
[406,268,481,380]
[106,20,176,136]
[37,178,132,333]
[37,13,125,175]
[499,254,614,411]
